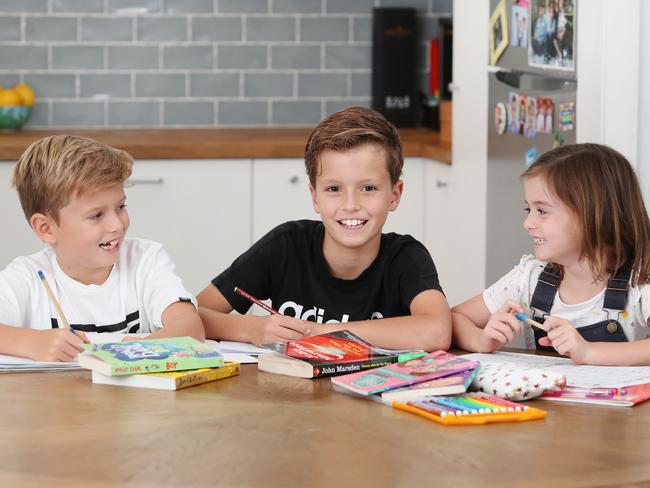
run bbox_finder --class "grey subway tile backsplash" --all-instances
[163,0,214,14]
[109,101,159,126]
[0,0,47,13]
[82,17,134,42]
[273,0,322,14]
[26,17,77,41]
[53,0,104,13]
[80,74,131,98]
[190,73,240,97]
[138,17,187,41]
[52,101,104,127]
[0,2,447,127]
[246,17,295,42]
[325,45,372,69]
[271,45,320,69]
[298,73,346,97]
[272,100,321,125]
[135,74,185,97]
[163,46,213,69]
[219,100,268,125]
[0,17,20,41]
[53,46,105,69]
[0,46,48,69]
[244,73,293,97]
[108,45,159,69]
[300,17,349,42]
[218,0,268,14]
[192,17,242,42]
[218,45,267,69]
[164,100,214,125]
[24,74,76,98]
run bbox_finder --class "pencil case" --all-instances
[392,393,547,425]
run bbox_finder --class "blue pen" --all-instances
[514,312,547,332]
[38,270,75,335]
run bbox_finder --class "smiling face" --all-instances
[36,184,130,285]
[523,175,581,266]
[309,143,403,266]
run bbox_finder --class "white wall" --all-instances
[448,0,490,302]
[639,1,650,206]
[577,0,641,166]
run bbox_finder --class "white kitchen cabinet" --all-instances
[251,159,316,241]
[423,160,465,307]
[251,157,425,243]
[126,159,251,294]
[0,162,43,268]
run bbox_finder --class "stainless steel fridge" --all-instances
[486,0,577,284]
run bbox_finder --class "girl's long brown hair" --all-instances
[522,143,650,286]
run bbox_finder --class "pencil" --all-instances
[38,270,75,334]
[514,312,547,332]
[234,287,279,315]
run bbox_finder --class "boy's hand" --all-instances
[27,329,90,362]
[477,300,524,353]
[538,317,592,364]
[250,314,312,345]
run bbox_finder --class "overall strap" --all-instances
[530,264,561,316]
[603,261,633,311]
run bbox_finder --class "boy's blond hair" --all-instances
[13,135,133,223]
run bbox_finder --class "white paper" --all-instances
[217,340,272,355]
[463,351,650,389]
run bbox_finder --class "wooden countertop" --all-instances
[0,128,450,163]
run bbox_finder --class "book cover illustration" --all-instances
[381,366,479,403]
[258,330,402,378]
[331,351,479,396]
[79,337,224,376]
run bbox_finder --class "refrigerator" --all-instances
[486,0,577,284]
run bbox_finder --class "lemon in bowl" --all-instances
[0,84,36,129]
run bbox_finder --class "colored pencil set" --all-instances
[392,392,547,425]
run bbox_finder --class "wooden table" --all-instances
[2,365,650,487]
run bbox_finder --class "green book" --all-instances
[78,337,224,376]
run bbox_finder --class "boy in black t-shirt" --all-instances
[197,107,451,351]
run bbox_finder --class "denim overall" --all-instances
[530,262,632,351]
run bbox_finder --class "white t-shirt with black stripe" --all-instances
[0,238,196,334]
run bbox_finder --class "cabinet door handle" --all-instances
[127,178,164,185]
[436,180,448,188]
[289,176,299,184]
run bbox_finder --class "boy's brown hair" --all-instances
[304,106,403,186]
[522,143,650,285]
[13,135,133,223]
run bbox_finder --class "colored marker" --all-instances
[464,394,507,412]
[475,393,527,411]
[38,270,75,335]
[452,395,499,413]
[514,312,547,332]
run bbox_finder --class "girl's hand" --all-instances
[538,317,592,364]
[477,300,524,353]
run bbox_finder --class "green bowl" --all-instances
[0,106,32,129]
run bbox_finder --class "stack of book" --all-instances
[331,350,480,404]
[78,336,239,390]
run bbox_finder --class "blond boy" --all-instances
[198,107,451,351]
[0,135,204,362]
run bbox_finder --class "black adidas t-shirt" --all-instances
[212,220,442,324]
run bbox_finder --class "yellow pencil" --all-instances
[38,270,75,334]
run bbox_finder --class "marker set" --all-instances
[392,392,547,425]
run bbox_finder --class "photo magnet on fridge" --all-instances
[489,0,509,65]
[494,102,507,135]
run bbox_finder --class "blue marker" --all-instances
[38,270,75,335]
[514,312,546,332]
